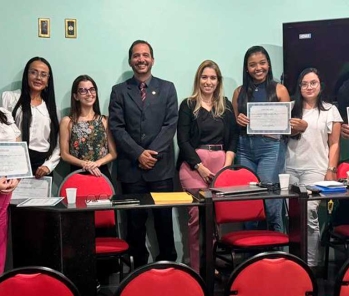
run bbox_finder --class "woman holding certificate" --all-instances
[59,75,117,182]
[0,108,20,273]
[2,57,60,179]
[286,68,342,268]
[232,46,290,232]
[177,60,239,272]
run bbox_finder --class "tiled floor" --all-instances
[97,260,343,296]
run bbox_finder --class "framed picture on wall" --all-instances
[38,18,50,38]
[65,19,77,38]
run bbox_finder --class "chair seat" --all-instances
[95,237,129,254]
[221,230,289,247]
[334,225,349,237]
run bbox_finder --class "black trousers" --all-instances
[122,178,177,268]
[29,149,53,177]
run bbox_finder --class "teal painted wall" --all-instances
[1,0,349,168]
[1,0,348,113]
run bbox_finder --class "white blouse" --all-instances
[0,107,20,142]
[1,90,60,172]
[286,102,343,172]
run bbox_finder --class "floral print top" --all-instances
[69,115,108,161]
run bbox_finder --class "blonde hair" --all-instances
[188,60,226,117]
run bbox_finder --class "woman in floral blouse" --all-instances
[59,75,117,181]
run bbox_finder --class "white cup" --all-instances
[279,174,290,190]
[66,188,77,204]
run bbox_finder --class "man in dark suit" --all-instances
[108,40,178,267]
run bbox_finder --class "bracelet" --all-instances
[327,167,337,173]
[194,162,202,170]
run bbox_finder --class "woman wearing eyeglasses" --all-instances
[286,68,342,268]
[2,57,60,178]
[59,75,117,181]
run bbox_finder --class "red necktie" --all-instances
[140,82,146,101]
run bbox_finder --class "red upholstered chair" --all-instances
[323,161,349,279]
[337,161,349,180]
[211,165,289,269]
[0,266,80,296]
[334,257,349,296]
[58,169,133,279]
[224,251,317,296]
[115,261,208,296]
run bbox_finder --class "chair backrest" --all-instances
[337,161,349,179]
[115,261,207,296]
[225,251,317,296]
[334,257,349,296]
[0,266,80,296]
[211,165,265,224]
[58,169,116,228]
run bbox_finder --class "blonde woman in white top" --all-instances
[0,107,20,273]
[2,57,60,178]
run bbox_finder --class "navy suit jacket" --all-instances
[108,76,178,183]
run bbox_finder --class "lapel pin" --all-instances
[152,91,156,95]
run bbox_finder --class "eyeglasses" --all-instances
[300,81,319,89]
[28,69,50,79]
[77,87,96,95]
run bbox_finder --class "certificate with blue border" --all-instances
[0,142,33,179]
[247,102,292,135]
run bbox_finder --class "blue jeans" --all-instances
[237,135,286,232]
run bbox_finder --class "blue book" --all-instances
[315,185,347,193]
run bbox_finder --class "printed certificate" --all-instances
[11,177,52,199]
[17,197,63,207]
[0,142,33,179]
[247,102,292,134]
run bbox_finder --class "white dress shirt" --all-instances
[0,107,21,141]
[1,90,60,172]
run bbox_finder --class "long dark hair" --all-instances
[0,110,9,125]
[238,46,278,114]
[69,75,101,123]
[291,67,328,140]
[12,57,59,156]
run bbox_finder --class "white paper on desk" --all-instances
[314,181,345,187]
[0,142,33,179]
[86,199,112,207]
[11,177,52,199]
[17,197,63,207]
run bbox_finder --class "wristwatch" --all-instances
[327,167,337,173]
[194,163,202,170]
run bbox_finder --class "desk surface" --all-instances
[10,192,202,212]
[199,188,299,201]
[309,191,349,200]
